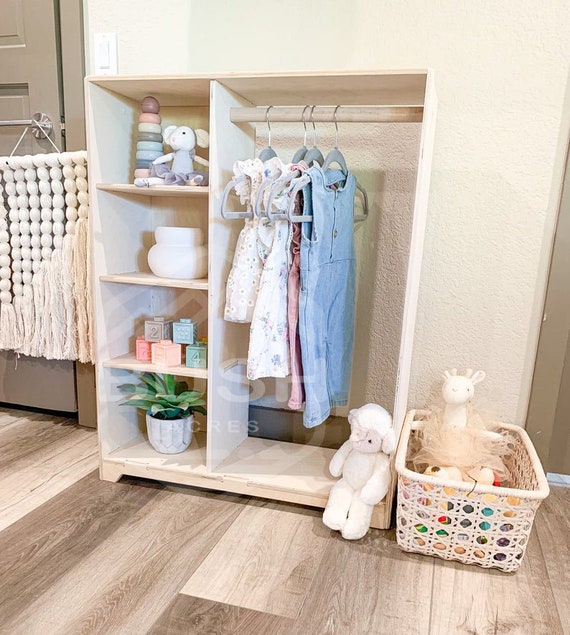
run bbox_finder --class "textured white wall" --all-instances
[84,0,570,424]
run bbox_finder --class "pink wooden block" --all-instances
[135,336,152,362]
[151,339,181,367]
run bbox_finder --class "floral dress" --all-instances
[224,159,264,323]
[247,217,291,379]
[224,157,287,323]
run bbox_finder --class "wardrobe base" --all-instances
[100,432,390,529]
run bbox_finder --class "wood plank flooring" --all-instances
[0,408,98,530]
[0,408,568,635]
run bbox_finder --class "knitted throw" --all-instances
[0,151,94,363]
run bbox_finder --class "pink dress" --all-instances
[287,192,304,409]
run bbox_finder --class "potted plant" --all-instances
[118,372,206,454]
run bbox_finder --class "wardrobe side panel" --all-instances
[393,72,438,434]
[207,81,255,471]
[86,81,155,455]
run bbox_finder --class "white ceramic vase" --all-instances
[147,226,207,279]
[145,412,193,454]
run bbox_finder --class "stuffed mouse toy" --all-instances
[135,125,209,187]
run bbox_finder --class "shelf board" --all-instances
[100,272,208,290]
[97,183,209,198]
[101,435,387,527]
[88,71,428,107]
[103,353,208,379]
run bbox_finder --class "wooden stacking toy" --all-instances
[133,96,164,181]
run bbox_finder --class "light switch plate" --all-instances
[93,33,118,75]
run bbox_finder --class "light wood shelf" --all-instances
[102,434,386,526]
[100,272,208,290]
[96,183,209,198]
[103,353,208,379]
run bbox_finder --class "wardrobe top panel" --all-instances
[86,70,428,108]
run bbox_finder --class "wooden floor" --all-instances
[0,408,568,635]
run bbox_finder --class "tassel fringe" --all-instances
[0,151,93,362]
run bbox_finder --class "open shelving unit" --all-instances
[86,70,437,529]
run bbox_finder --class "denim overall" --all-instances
[299,165,356,428]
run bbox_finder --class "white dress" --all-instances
[224,159,264,323]
[224,157,288,324]
[247,217,291,379]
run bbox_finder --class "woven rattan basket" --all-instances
[395,410,549,572]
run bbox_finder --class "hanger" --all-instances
[286,173,312,223]
[291,106,310,163]
[220,174,252,219]
[253,157,287,217]
[264,169,300,221]
[257,106,277,162]
[321,106,348,172]
[302,106,324,167]
[321,106,370,222]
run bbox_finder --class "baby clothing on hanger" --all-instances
[224,154,359,416]
[299,165,356,428]
[224,157,288,323]
[247,216,291,379]
[224,159,264,323]
[286,162,309,410]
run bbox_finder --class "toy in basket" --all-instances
[410,369,510,484]
[395,369,549,572]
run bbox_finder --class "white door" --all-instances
[0,0,75,411]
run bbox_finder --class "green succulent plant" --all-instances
[118,372,206,420]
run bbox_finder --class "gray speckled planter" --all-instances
[146,413,193,454]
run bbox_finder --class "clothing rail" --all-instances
[229,105,423,124]
[0,112,53,139]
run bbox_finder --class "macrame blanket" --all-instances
[0,151,94,363]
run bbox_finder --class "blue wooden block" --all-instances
[185,342,207,369]
[173,318,198,345]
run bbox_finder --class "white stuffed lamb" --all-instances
[323,403,396,540]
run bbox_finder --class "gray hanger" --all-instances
[258,106,277,162]
[220,174,252,219]
[322,106,348,172]
[303,106,324,167]
[291,105,310,163]
[321,106,369,221]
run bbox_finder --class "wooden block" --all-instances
[185,342,206,368]
[145,317,173,342]
[172,318,198,345]
[151,340,182,367]
[135,336,152,361]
